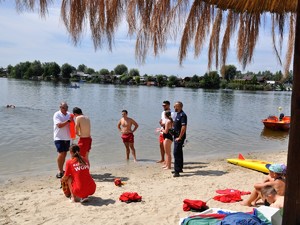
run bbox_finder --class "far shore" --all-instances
[0,150,287,225]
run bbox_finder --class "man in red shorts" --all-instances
[117,110,139,162]
[72,107,92,161]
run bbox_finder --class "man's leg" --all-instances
[57,151,67,173]
[124,142,130,160]
[129,143,137,162]
[173,140,183,176]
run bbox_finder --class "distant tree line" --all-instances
[0,61,293,90]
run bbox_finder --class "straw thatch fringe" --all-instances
[12,0,298,75]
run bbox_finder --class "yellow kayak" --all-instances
[227,154,272,174]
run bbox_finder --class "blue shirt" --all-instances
[173,110,187,139]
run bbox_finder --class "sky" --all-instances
[0,2,292,77]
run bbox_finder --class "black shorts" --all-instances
[54,140,70,153]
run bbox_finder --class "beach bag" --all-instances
[183,199,208,212]
[61,179,71,198]
[119,192,142,203]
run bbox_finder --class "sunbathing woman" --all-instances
[161,111,174,170]
[240,163,286,206]
[61,144,96,203]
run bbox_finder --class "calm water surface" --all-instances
[0,78,291,181]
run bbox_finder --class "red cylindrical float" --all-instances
[69,114,76,139]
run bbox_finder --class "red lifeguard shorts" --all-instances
[121,133,134,143]
[78,137,92,157]
[159,133,164,143]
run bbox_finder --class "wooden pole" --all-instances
[282,1,300,224]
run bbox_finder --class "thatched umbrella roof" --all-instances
[6,0,300,223]
[14,0,296,75]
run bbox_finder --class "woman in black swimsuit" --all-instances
[161,111,173,170]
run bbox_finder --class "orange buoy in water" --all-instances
[69,114,76,139]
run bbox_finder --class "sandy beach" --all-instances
[0,150,287,225]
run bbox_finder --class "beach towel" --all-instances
[216,189,251,195]
[213,189,250,203]
[213,193,242,203]
[183,199,208,212]
[119,192,142,203]
[216,212,268,225]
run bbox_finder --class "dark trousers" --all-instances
[173,139,184,172]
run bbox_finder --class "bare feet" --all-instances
[156,160,164,163]
[164,167,171,170]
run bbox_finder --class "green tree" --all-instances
[77,64,87,72]
[156,74,166,86]
[61,63,73,79]
[86,68,95,74]
[129,68,140,77]
[11,61,31,79]
[43,62,61,79]
[201,71,220,88]
[168,75,178,87]
[120,74,132,84]
[274,71,283,81]
[221,65,237,81]
[100,68,110,75]
[114,64,128,75]
[29,60,43,78]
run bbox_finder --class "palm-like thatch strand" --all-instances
[12,0,297,76]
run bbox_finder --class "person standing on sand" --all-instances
[172,101,187,178]
[161,111,174,170]
[53,102,72,179]
[117,110,139,162]
[157,100,172,163]
[73,107,92,161]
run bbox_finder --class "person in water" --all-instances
[61,144,96,203]
[117,110,139,162]
[240,163,286,206]
[6,104,15,108]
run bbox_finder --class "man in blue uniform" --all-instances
[172,101,187,177]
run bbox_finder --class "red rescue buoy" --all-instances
[69,114,76,139]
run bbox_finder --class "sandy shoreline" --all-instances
[0,150,287,225]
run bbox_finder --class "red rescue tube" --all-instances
[69,114,76,139]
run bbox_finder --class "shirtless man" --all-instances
[72,107,92,161]
[117,110,139,162]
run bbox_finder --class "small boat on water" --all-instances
[262,114,290,131]
[68,84,80,88]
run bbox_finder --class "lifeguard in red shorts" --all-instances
[72,107,92,161]
[117,110,139,162]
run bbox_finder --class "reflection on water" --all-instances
[260,128,289,140]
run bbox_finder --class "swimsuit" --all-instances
[163,132,173,141]
[78,137,92,157]
[121,133,134,143]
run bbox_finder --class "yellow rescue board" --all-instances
[227,154,272,174]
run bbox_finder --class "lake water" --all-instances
[0,78,291,181]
